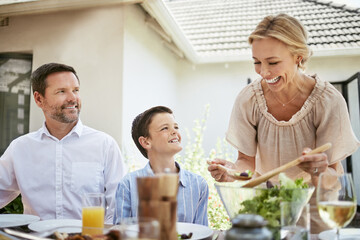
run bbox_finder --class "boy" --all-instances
[113,106,209,225]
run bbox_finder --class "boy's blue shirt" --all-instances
[113,161,209,226]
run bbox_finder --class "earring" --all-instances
[297,57,303,68]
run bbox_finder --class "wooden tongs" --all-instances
[242,142,332,188]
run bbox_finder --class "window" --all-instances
[0,53,32,155]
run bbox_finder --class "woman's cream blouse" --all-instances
[226,75,360,182]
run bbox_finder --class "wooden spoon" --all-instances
[242,142,332,188]
[207,160,252,180]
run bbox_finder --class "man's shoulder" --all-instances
[8,129,42,145]
[81,125,114,140]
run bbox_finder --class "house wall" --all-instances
[122,5,179,164]
[175,60,255,156]
[0,6,125,144]
[307,56,360,82]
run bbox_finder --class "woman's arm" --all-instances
[208,151,255,182]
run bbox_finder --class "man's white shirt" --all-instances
[0,120,127,223]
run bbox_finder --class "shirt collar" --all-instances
[144,161,187,187]
[40,119,83,140]
[176,161,187,187]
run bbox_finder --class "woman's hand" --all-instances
[207,158,237,182]
[298,147,329,176]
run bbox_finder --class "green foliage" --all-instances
[238,175,312,239]
[0,195,23,214]
[176,105,232,230]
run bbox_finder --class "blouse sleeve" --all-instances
[225,84,259,157]
[314,82,360,165]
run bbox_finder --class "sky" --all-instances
[331,0,360,7]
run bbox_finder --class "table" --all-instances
[211,229,319,240]
[1,223,322,240]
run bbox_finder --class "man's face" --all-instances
[35,71,81,124]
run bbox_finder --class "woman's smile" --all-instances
[264,76,281,84]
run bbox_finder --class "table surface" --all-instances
[210,230,321,240]
[0,221,327,240]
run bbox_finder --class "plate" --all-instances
[319,228,360,240]
[111,222,213,240]
[0,230,20,240]
[177,222,213,240]
[0,214,40,228]
[28,219,82,233]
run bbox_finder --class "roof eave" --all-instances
[193,48,360,64]
[312,48,360,57]
[0,0,143,18]
[141,0,201,63]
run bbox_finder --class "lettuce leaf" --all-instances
[238,174,310,229]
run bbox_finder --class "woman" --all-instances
[208,13,360,233]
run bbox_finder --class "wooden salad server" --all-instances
[242,142,332,188]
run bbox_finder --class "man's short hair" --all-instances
[31,63,79,96]
[132,106,173,158]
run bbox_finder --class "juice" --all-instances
[82,206,105,236]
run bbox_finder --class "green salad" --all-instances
[237,173,311,239]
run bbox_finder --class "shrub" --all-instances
[176,105,232,230]
[0,195,23,214]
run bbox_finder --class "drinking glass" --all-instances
[281,202,310,240]
[82,193,105,236]
[119,217,160,240]
[317,172,357,240]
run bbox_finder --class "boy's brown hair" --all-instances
[132,106,173,158]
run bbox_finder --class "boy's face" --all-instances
[145,112,182,156]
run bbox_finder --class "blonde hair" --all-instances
[248,14,312,70]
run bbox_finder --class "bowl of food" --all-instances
[215,173,315,237]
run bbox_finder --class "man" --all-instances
[0,63,127,223]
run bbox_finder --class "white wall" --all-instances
[308,56,360,82]
[0,6,125,144]
[122,5,179,163]
[175,60,256,155]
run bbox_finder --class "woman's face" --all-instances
[252,37,299,92]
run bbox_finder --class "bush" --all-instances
[0,195,23,214]
[176,105,232,230]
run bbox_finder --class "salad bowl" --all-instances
[215,173,315,228]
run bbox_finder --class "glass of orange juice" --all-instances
[82,193,105,236]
